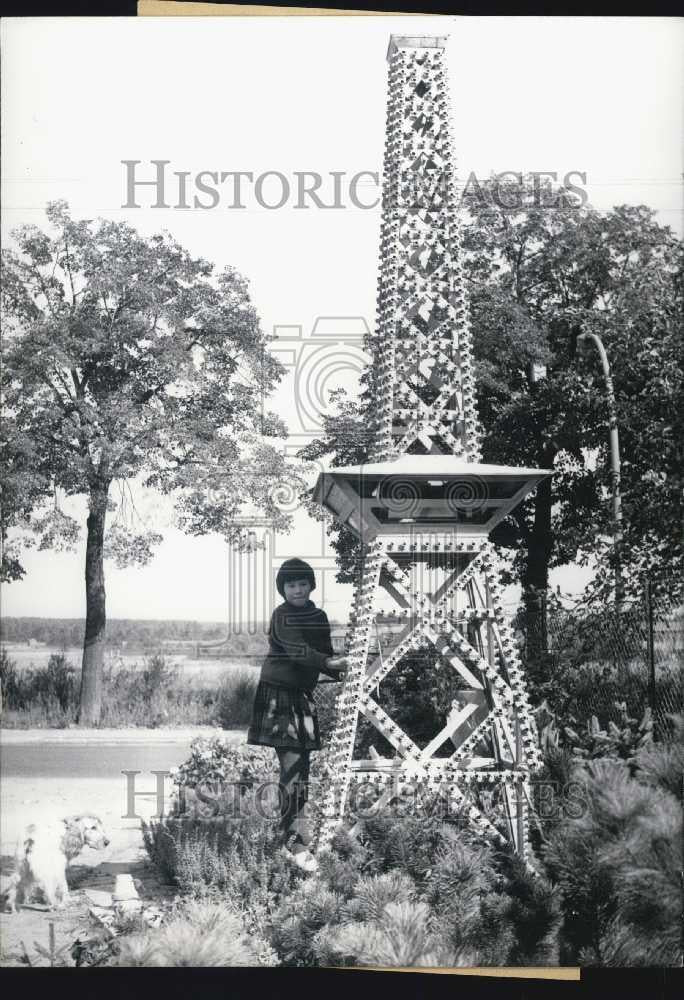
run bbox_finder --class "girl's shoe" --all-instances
[281,846,319,874]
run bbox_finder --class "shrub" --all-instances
[101,654,182,727]
[340,870,418,923]
[563,705,654,766]
[542,757,682,965]
[314,899,474,969]
[0,647,21,710]
[169,736,277,799]
[145,805,290,895]
[143,786,301,948]
[498,851,562,966]
[145,734,682,971]
[268,878,346,966]
[0,650,78,718]
[535,699,655,769]
[358,812,457,880]
[633,712,684,800]
[412,829,517,965]
[267,868,426,968]
[0,651,231,727]
[39,653,78,711]
[336,809,562,968]
[117,899,273,966]
[149,737,297,948]
[216,668,259,728]
[315,828,371,896]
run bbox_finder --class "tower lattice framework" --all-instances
[312,35,549,866]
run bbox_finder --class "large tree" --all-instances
[1,201,304,723]
[462,180,682,612]
[298,177,683,636]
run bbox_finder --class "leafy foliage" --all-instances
[1,650,78,719]
[140,729,681,969]
[216,668,259,728]
[1,200,305,719]
[317,899,470,969]
[168,735,277,793]
[463,184,683,605]
[268,878,346,966]
[632,713,684,801]
[1,200,298,566]
[536,700,655,769]
[297,181,683,611]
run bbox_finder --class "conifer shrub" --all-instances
[143,733,682,969]
[497,851,562,966]
[632,712,684,801]
[267,878,346,967]
[542,757,682,965]
[358,812,455,880]
[116,899,275,967]
[315,899,473,969]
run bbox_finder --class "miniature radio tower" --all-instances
[312,35,552,865]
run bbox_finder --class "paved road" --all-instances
[1,726,245,777]
[2,739,199,779]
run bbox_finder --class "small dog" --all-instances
[4,814,110,912]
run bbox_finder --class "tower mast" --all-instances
[313,35,552,867]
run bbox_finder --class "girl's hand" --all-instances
[326,656,350,680]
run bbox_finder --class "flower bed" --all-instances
[121,726,683,968]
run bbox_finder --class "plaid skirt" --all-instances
[247,680,321,751]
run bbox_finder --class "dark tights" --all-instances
[275,748,312,852]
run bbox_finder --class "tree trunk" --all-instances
[77,483,110,725]
[522,475,553,666]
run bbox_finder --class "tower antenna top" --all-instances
[386,34,449,61]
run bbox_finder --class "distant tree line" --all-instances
[0,617,343,657]
[1,617,243,648]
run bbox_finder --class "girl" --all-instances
[247,557,349,873]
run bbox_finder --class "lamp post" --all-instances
[577,331,624,611]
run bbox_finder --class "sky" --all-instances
[1,14,682,625]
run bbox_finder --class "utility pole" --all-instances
[577,331,624,612]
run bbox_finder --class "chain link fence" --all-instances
[328,588,683,743]
[515,590,683,740]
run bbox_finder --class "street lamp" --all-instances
[576,331,624,612]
